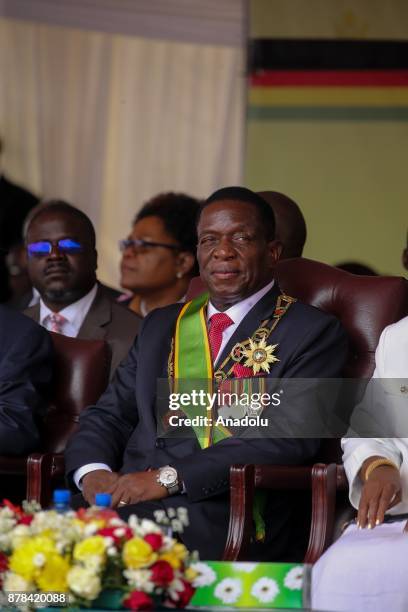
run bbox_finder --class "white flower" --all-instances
[103,536,115,547]
[153,510,168,524]
[168,577,185,601]
[33,553,46,568]
[251,577,279,603]
[170,519,183,533]
[3,571,34,592]
[214,578,243,604]
[10,524,30,549]
[67,566,101,600]
[124,569,154,593]
[283,565,304,590]
[107,546,117,556]
[167,508,176,519]
[113,528,126,538]
[109,517,126,527]
[84,523,98,537]
[190,562,217,587]
[232,562,258,573]
[139,518,163,535]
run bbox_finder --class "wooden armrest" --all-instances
[223,462,342,562]
[27,452,65,508]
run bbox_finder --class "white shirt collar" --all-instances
[40,283,98,337]
[207,278,275,324]
[207,279,275,364]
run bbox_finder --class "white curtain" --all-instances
[0,15,245,285]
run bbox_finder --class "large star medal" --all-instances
[242,338,279,374]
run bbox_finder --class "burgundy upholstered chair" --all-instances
[185,259,408,561]
[4,332,111,507]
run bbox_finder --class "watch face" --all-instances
[160,467,177,486]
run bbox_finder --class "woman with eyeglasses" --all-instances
[119,192,200,317]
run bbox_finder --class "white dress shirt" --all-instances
[40,284,98,337]
[74,279,275,489]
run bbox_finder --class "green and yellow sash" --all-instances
[173,292,231,448]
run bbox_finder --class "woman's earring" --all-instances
[176,271,183,279]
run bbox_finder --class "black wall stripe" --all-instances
[249,39,408,71]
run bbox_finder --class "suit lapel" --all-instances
[25,303,40,323]
[78,285,111,340]
[216,284,281,366]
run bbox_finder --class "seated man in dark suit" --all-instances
[23,200,141,377]
[0,305,52,455]
[65,186,347,559]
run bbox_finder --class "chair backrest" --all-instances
[41,333,111,454]
[274,258,408,378]
[187,260,408,461]
[187,259,408,378]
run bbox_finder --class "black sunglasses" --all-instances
[119,238,180,252]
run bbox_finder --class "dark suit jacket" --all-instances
[24,284,141,377]
[0,175,39,302]
[0,305,52,455]
[65,285,348,558]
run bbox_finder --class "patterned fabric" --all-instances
[46,312,68,334]
[233,363,256,378]
[208,313,233,361]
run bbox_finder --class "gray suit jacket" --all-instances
[24,284,141,377]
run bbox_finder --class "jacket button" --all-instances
[155,439,165,448]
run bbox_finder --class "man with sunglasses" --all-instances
[24,200,140,377]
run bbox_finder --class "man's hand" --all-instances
[82,470,120,506]
[110,471,168,508]
[357,464,402,529]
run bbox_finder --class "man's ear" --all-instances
[269,240,283,265]
[176,251,196,276]
[93,248,98,273]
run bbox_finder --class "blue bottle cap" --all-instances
[53,489,71,504]
[95,493,112,507]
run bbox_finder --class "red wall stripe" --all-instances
[250,70,408,87]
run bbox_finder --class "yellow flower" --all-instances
[122,537,157,569]
[185,566,198,582]
[9,536,55,581]
[67,566,101,601]
[160,542,188,569]
[73,535,106,566]
[37,554,69,593]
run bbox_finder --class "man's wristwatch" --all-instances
[156,465,180,495]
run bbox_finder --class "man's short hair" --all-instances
[199,186,276,240]
[24,200,96,248]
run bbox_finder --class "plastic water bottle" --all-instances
[95,493,112,508]
[53,489,71,513]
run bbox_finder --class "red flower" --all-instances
[144,532,163,551]
[123,591,154,610]
[18,514,33,526]
[3,499,23,517]
[0,552,9,572]
[98,525,133,544]
[168,579,195,608]
[150,560,174,586]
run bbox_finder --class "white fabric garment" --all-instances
[312,315,408,611]
[74,279,275,489]
[40,284,97,337]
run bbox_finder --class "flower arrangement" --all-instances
[0,500,196,610]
